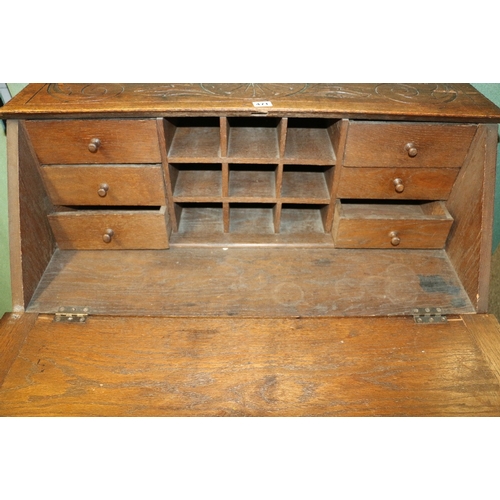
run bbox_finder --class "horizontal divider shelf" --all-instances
[282,165,332,200]
[229,164,277,198]
[169,233,335,247]
[167,117,221,160]
[284,126,336,164]
[171,164,223,198]
[172,198,330,204]
[169,164,334,201]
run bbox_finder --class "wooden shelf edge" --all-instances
[0,313,39,387]
[462,314,500,384]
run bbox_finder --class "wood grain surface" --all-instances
[12,122,57,310]
[463,314,500,384]
[0,313,38,386]
[26,247,474,317]
[24,119,162,164]
[48,207,170,250]
[1,314,499,416]
[333,201,453,249]
[2,84,500,122]
[343,122,477,167]
[40,164,167,206]
[445,125,496,312]
[337,167,459,200]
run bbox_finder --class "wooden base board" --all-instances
[27,247,474,317]
[0,312,38,386]
[1,313,500,416]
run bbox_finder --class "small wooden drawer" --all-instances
[337,167,459,200]
[48,206,170,250]
[343,122,476,168]
[25,119,162,164]
[40,165,166,206]
[333,201,453,249]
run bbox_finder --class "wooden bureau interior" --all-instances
[4,83,500,318]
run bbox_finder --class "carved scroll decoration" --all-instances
[44,83,474,106]
[47,83,125,101]
[374,84,460,104]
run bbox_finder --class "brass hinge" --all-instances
[413,307,447,324]
[54,306,90,323]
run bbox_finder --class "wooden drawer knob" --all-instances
[393,178,405,193]
[88,138,101,153]
[389,231,401,246]
[102,228,114,243]
[98,183,109,197]
[405,142,417,157]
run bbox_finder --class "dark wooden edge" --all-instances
[462,314,500,384]
[0,312,38,387]
[477,125,498,311]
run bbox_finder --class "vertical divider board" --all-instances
[273,202,282,233]
[277,117,288,159]
[157,118,178,232]
[220,118,230,233]
[221,163,229,197]
[221,118,229,198]
[223,201,230,233]
[274,117,287,233]
[324,119,349,232]
[220,117,228,157]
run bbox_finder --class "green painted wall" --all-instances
[0,83,499,316]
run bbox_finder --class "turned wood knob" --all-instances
[389,231,401,246]
[405,142,417,157]
[88,138,101,153]
[98,183,109,197]
[102,229,114,243]
[393,178,405,193]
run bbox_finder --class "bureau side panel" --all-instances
[6,121,22,311]
[8,121,56,310]
[445,124,497,312]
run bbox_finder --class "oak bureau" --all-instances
[2,83,500,417]
[2,83,500,318]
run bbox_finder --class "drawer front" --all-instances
[40,165,166,206]
[48,207,170,249]
[333,201,453,249]
[343,122,476,168]
[25,119,162,164]
[337,167,459,200]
